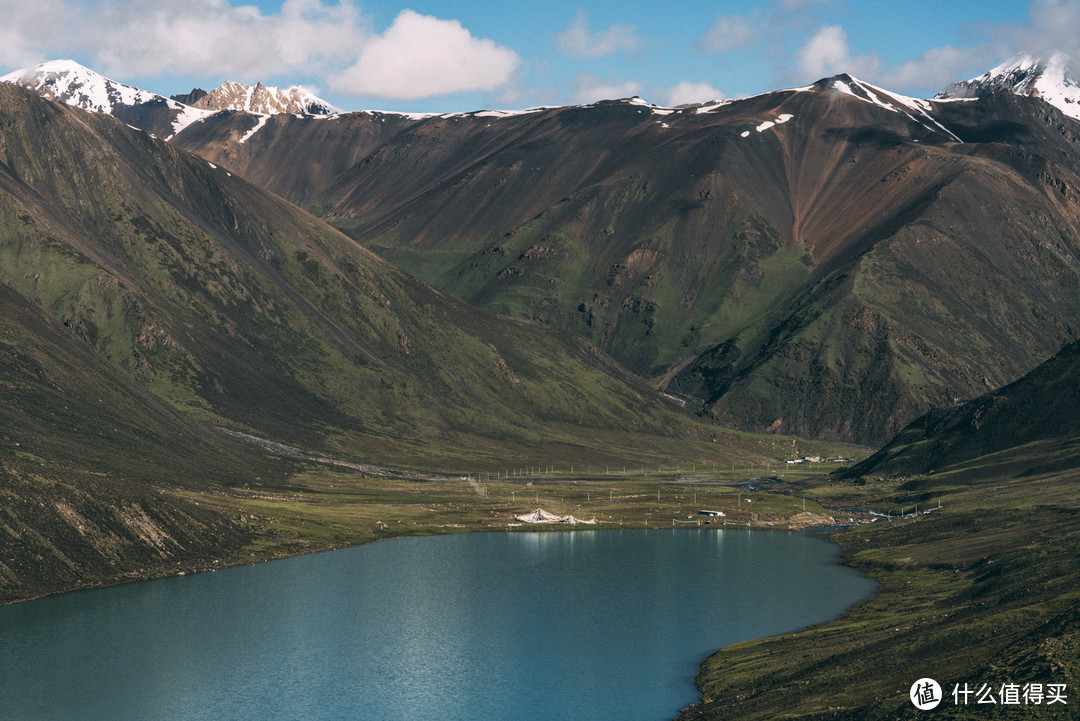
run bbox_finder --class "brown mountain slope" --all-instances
[0,83,689,466]
[168,78,1080,445]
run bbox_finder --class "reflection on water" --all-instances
[0,529,875,721]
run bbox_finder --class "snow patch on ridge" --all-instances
[741,113,794,138]
[238,115,270,144]
[169,104,216,138]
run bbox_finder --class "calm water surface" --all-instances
[0,529,875,720]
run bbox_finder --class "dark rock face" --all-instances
[170,88,208,106]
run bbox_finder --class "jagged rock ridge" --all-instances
[188,80,339,115]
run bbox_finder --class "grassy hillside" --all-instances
[0,83,766,602]
[683,458,1080,720]
[0,82,697,466]
[171,82,1080,446]
[680,336,1080,720]
[848,338,1080,478]
[0,283,296,603]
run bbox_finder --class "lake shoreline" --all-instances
[5,464,927,720]
[1,524,875,721]
[678,469,1080,720]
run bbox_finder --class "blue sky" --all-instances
[2,0,1076,112]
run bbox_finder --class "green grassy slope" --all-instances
[684,468,1080,720]
[0,83,692,465]
[849,338,1080,478]
[681,334,1080,720]
[0,283,295,603]
[0,83,752,602]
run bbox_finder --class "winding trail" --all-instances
[216,427,451,482]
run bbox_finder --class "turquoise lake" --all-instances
[0,529,876,720]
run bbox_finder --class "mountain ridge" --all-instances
[0,59,211,138]
[7,54,1080,123]
[185,80,340,116]
[8,59,1080,446]
[847,336,1080,478]
[172,75,1080,445]
[0,60,340,138]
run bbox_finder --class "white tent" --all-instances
[514,508,596,525]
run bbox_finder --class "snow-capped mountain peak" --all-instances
[1,59,215,138]
[1,59,164,113]
[937,53,1080,120]
[189,81,340,116]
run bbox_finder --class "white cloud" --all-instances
[572,74,643,104]
[779,0,830,10]
[879,45,993,94]
[796,24,882,80]
[796,25,846,77]
[0,0,519,103]
[662,81,724,106]
[81,0,368,79]
[330,10,520,99]
[555,10,641,59]
[1021,0,1080,61]
[0,0,77,67]
[569,76,722,107]
[698,14,760,54]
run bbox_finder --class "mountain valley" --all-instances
[3,54,1080,720]
[0,79,756,601]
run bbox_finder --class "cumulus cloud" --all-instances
[796,24,882,80]
[662,81,724,106]
[555,10,641,59]
[697,14,760,54]
[1021,0,1080,61]
[0,0,83,67]
[79,0,368,79]
[0,0,520,103]
[330,10,520,99]
[571,74,643,104]
[879,45,994,94]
